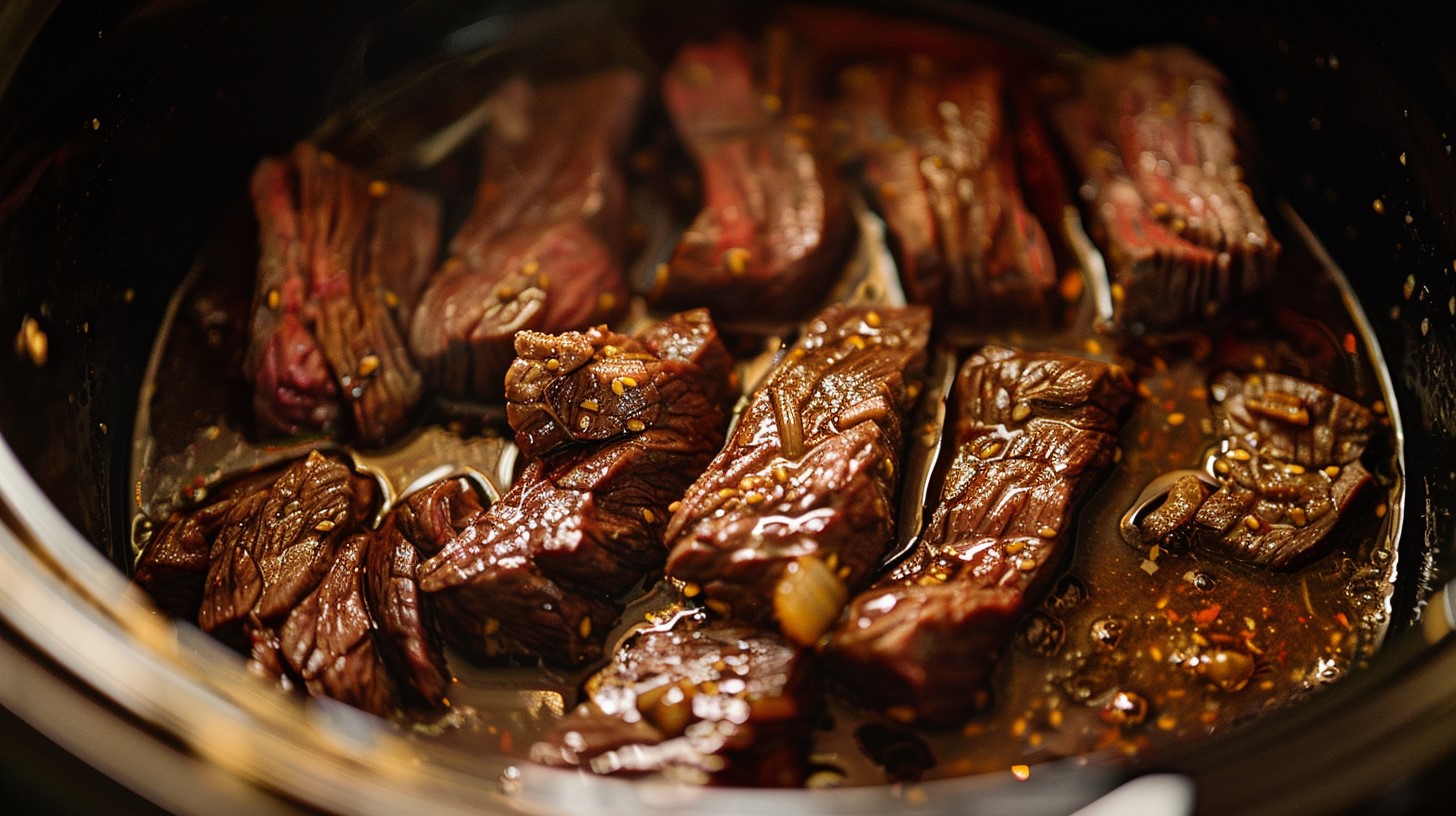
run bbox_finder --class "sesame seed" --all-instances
[580,399,599,412]
[545,358,560,371]
[1012,403,1032,422]
[578,617,592,638]
[682,582,701,597]
[368,179,390,198]
[267,289,281,309]
[865,311,882,328]
[642,508,656,523]
[668,501,682,512]
[626,419,646,432]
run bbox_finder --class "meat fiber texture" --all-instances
[134,452,456,719]
[531,608,819,786]
[409,71,642,399]
[665,304,930,648]
[1032,47,1279,331]
[824,347,1132,727]
[652,29,854,326]
[417,311,734,667]
[246,144,440,448]
[1138,372,1375,569]
[833,60,1057,324]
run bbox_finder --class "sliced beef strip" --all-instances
[835,61,1056,323]
[665,304,930,646]
[246,143,439,447]
[1084,46,1279,291]
[1137,372,1376,569]
[418,313,734,667]
[824,347,1132,727]
[197,452,379,647]
[653,30,854,325]
[1039,94,1228,329]
[504,309,733,459]
[364,480,472,713]
[530,608,818,787]
[409,71,641,398]
[277,531,398,718]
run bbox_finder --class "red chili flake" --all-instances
[1191,604,1222,627]
[1334,612,1352,630]
[1343,333,1358,354]
[500,729,514,753]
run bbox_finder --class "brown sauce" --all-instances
[126,9,1402,788]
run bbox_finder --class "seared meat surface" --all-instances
[409,71,640,398]
[835,61,1056,322]
[531,608,819,786]
[419,311,734,666]
[246,144,439,447]
[666,304,930,646]
[653,30,853,324]
[1137,372,1375,568]
[825,347,1132,727]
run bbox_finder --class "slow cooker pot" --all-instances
[2,1,1455,813]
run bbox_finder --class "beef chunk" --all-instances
[824,347,1132,727]
[409,71,641,398]
[652,30,853,324]
[278,532,396,718]
[530,609,818,786]
[198,452,379,645]
[1136,372,1375,569]
[365,481,468,713]
[1085,47,1279,289]
[246,144,439,447]
[665,304,930,646]
[418,313,734,666]
[504,309,733,459]
[835,61,1056,322]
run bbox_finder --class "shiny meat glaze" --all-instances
[825,347,1133,727]
[665,304,930,646]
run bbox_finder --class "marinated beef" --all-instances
[835,61,1056,322]
[198,451,379,645]
[366,481,466,713]
[665,304,930,646]
[277,532,397,718]
[530,609,818,786]
[1136,372,1375,568]
[246,144,439,447]
[418,312,734,666]
[409,71,641,398]
[652,31,853,324]
[1085,47,1279,289]
[824,347,1132,727]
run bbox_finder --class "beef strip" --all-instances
[277,531,397,718]
[365,480,469,713]
[665,304,930,647]
[409,71,641,398]
[1084,47,1279,291]
[1137,372,1375,568]
[530,608,818,786]
[835,61,1056,322]
[504,308,734,459]
[246,144,439,447]
[198,451,379,647]
[653,30,853,325]
[824,346,1132,727]
[418,312,733,666]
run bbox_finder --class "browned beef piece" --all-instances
[197,452,379,646]
[1137,373,1375,568]
[418,313,734,666]
[1041,95,1228,328]
[836,62,1056,323]
[665,305,930,646]
[824,347,1132,727]
[365,481,468,713]
[653,31,853,325]
[504,309,733,459]
[1085,47,1279,290]
[530,609,818,786]
[134,467,286,619]
[409,72,640,398]
[277,532,397,718]
[246,144,439,447]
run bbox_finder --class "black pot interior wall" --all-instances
[1,0,1452,606]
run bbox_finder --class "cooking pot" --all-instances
[2,1,1454,813]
